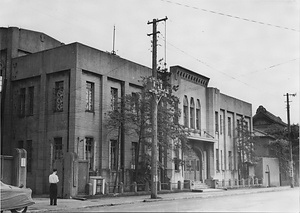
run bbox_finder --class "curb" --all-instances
[28,186,295,212]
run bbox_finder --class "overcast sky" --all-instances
[1,0,299,124]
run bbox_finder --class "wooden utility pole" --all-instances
[147,17,167,199]
[285,93,296,188]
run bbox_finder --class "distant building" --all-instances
[253,105,297,186]
[1,27,253,196]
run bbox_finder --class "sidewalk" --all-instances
[27,186,294,212]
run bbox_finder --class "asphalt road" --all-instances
[68,187,299,212]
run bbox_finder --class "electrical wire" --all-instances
[160,0,300,32]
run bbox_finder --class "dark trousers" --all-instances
[50,183,58,205]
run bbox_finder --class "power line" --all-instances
[238,58,300,77]
[160,0,300,32]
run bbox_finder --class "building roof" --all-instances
[253,105,287,127]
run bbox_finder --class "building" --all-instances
[168,66,253,187]
[253,105,299,186]
[1,27,253,196]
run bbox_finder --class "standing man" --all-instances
[49,169,59,205]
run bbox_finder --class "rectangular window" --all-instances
[19,88,26,117]
[221,150,223,170]
[191,159,195,171]
[54,81,64,112]
[85,137,94,170]
[174,148,180,172]
[228,117,232,136]
[196,108,200,130]
[18,141,24,149]
[196,160,200,171]
[111,87,118,111]
[220,114,223,134]
[174,102,179,124]
[131,142,138,169]
[86,82,94,112]
[215,112,219,133]
[131,92,140,114]
[26,140,32,173]
[54,137,63,160]
[110,140,117,170]
[216,149,219,171]
[183,106,188,127]
[28,86,34,116]
[228,151,232,170]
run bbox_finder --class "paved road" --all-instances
[66,188,299,212]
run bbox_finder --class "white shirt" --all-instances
[49,172,59,184]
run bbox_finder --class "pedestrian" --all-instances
[49,168,59,205]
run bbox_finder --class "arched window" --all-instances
[196,99,201,131]
[190,98,195,129]
[183,96,189,127]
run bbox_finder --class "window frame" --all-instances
[86,81,94,112]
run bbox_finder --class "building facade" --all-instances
[1,27,253,196]
[168,66,253,186]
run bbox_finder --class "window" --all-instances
[19,88,26,117]
[26,140,32,172]
[18,141,24,149]
[228,117,232,136]
[131,142,138,169]
[131,92,139,113]
[174,101,179,124]
[196,99,201,131]
[190,98,195,129]
[54,137,63,160]
[28,86,34,116]
[54,81,64,112]
[86,82,94,112]
[228,151,233,170]
[220,114,223,134]
[215,112,219,133]
[216,149,219,171]
[221,150,223,170]
[111,87,118,111]
[196,160,200,171]
[174,148,180,172]
[85,137,94,170]
[183,96,189,127]
[110,140,117,170]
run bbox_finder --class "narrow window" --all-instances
[131,142,138,169]
[131,92,139,113]
[196,160,200,171]
[221,150,223,170]
[54,137,63,160]
[111,87,118,111]
[28,86,34,116]
[19,88,26,117]
[86,82,94,112]
[85,137,94,170]
[196,99,201,131]
[54,81,64,112]
[174,148,180,172]
[228,117,232,136]
[174,101,179,124]
[110,140,117,170]
[220,114,223,134]
[26,140,32,173]
[216,149,219,171]
[215,112,219,133]
[183,96,189,127]
[18,140,24,149]
[190,98,195,129]
[228,151,232,170]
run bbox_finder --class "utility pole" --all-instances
[147,17,167,199]
[284,92,296,188]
